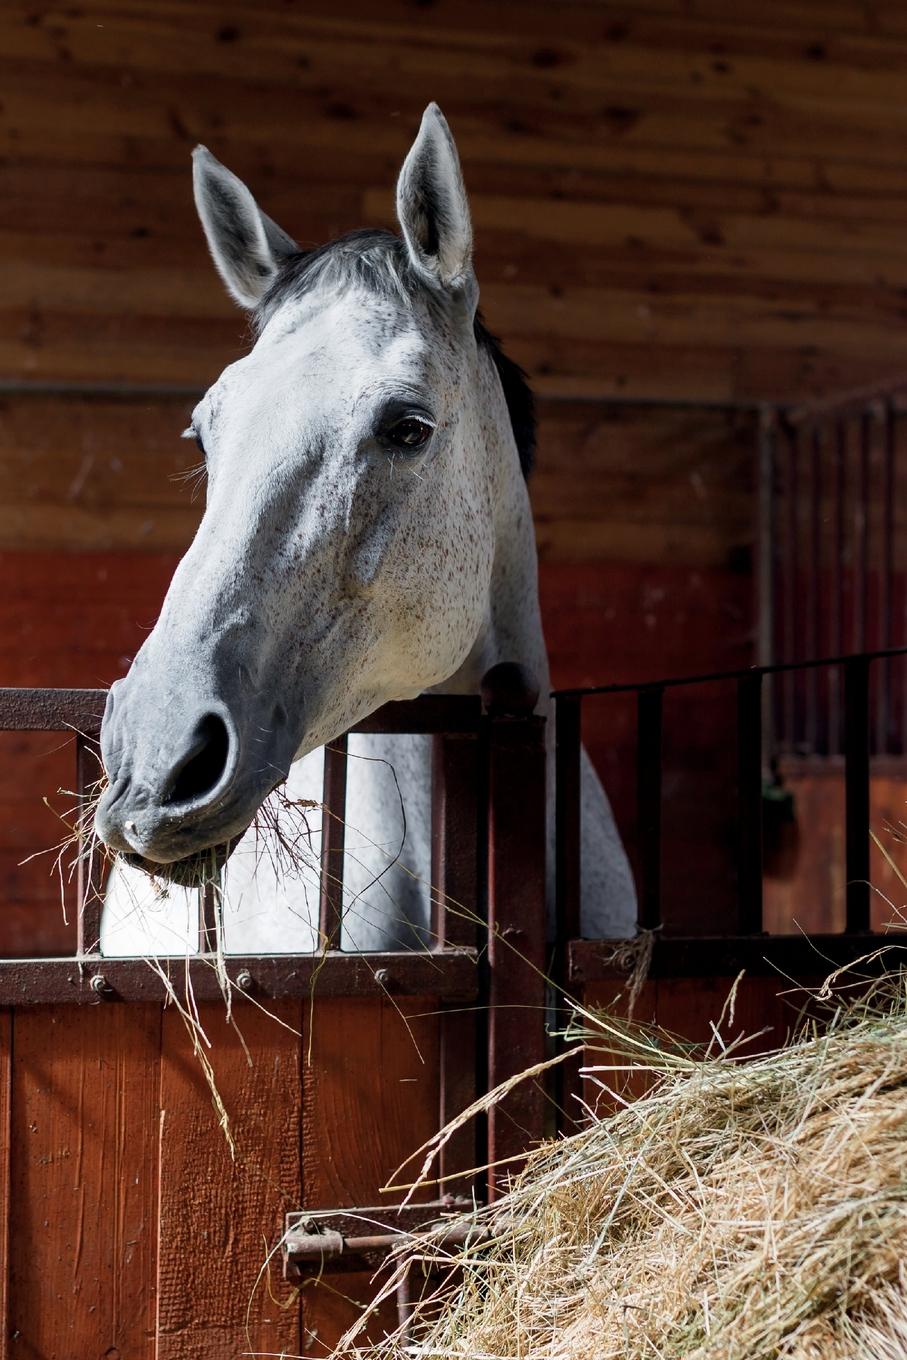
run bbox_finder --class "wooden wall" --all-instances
[7,0,907,946]
[0,391,756,950]
[6,1,907,402]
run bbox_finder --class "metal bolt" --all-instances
[374,968,391,988]
[235,969,254,992]
[89,973,111,996]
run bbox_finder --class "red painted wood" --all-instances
[301,996,440,1351]
[156,1001,302,1360]
[8,1005,161,1359]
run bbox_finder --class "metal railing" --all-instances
[554,645,907,983]
[763,391,907,757]
[0,665,549,1187]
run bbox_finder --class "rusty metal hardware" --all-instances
[0,950,478,1006]
[283,1197,486,1277]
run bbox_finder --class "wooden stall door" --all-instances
[0,988,450,1359]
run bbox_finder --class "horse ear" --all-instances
[192,146,297,309]
[396,104,473,292]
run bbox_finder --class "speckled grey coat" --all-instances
[97,105,636,954]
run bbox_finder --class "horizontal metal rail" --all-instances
[0,949,479,1005]
[569,935,898,983]
[0,687,482,735]
[551,643,907,701]
[554,646,897,955]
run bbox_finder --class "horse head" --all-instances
[95,104,533,884]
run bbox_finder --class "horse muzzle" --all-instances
[94,675,299,877]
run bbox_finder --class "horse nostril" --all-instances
[163,713,233,807]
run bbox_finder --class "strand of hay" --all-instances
[342,972,907,1360]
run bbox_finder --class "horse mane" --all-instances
[254,229,535,479]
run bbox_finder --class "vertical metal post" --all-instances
[736,673,764,934]
[199,885,218,954]
[881,402,895,753]
[784,422,799,743]
[554,695,582,948]
[553,693,583,1129]
[482,665,547,1200]
[844,656,871,933]
[757,408,777,756]
[431,731,479,1189]
[76,731,104,956]
[807,424,821,752]
[636,687,663,932]
[856,410,870,656]
[319,735,349,948]
[431,734,479,950]
[831,418,847,753]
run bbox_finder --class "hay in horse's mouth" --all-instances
[119,842,234,888]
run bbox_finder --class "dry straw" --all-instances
[338,967,907,1360]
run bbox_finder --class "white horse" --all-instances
[96,104,637,956]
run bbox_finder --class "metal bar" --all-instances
[856,411,870,655]
[0,688,105,731]
[757,409,777,758]
[784,421,799,742]
[199,886,218,954]
[0,688,481,738]
[553,693,583,1131]
[881,402,896,753]
[552,643,907,699]
[836,416,849,655]
[568,933,896,983]
[430,734,480,950]
[736,674,764,934]
[807,424,821,752]
[286,1220,499,1264]
[844,656,871,933]
[483,669,547,1199]
[554,695,582,947]
[636,687,663,932]
[430,732,480,1191]
[352,695,482,735]
[75,733,105,956]
[318,736,348,947]
[0,949,479,1006]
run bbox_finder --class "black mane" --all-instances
[255,229,535,478]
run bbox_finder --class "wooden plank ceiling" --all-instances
[3,0,907,402]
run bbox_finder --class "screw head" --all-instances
[89,973,111,995]
[374,968,391,988]
[235,969,254,992]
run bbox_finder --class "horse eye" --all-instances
[380,416,434,451]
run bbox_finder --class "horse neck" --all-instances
[432,360,551,708]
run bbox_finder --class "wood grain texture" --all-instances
[0,394,756,565]
[4,3,907,398]
[7,1003,161,1360]
[156,1000,301,1360]
[301,996,440,1351]
[0,732,78,957]
[763,763,907,935]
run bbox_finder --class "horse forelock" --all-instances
[254,229,535,479]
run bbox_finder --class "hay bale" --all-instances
[353,978,907,1360]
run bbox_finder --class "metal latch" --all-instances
[282,1195,480,1278]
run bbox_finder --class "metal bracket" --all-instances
[282,1196,479,1278]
